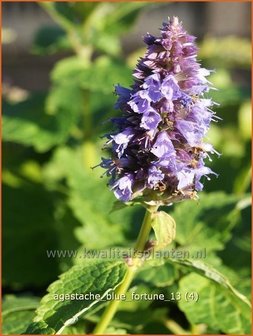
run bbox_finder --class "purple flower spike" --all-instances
[141,109,162,131]
[111,127,135,158]
[147,166,164,188]
[151,132,175,158]
[100,17,219,204]
[111,174,134,202]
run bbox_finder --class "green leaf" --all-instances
[136,262,178,288]
[25,260,127,334]
[51,56,89,84]
[72,2,147,56]
[93,33,121,56]
[32,26,70,55]
[45,82,83,123]
[86,2,147,36]
[52,56,132,94]
[2,93,79,152]
[178,273,251,334]
[170,192,245,256]
[43,146,143,249]
[151,211,176,250]
[106,3,146,34]
[167,258,251,308]
[3,182,60,288]
[41,3,79,30]
[71,3,99,21]
[53,3,79,24]
[2,295,40,334]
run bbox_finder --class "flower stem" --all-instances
[93,205,157,334]
[92,265,136,335]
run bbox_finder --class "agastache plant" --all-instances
[94,17,219,334]
[101,16,219,206]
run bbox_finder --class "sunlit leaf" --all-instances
[2,94,79,152]
[25,260,127,334]
[179,273,251,334]
[3,295,40,334]
[52,56,132,93]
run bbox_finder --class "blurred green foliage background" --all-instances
[2,2,251,335]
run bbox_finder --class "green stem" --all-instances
[40,2,93,59]
[134,207,156,251]
[164,319,188,335]
[93,206,157,334]
[92,265,136,335]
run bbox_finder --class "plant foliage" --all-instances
[3,3,251,335]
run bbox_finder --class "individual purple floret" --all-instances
[100,17,219,204]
